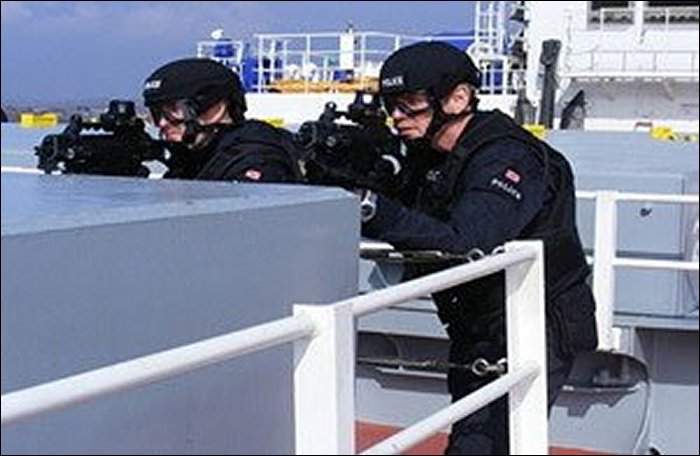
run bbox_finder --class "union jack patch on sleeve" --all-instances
[504,168,521,184]
[244,169,263,181]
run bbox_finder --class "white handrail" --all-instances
[251,30,481,93]
[361,362,541,455]
[296,241,547,455]
[614,258,698,271]
[1,315,315,427]
[0,166,42,174]
[350,246,538,317]
[576,191,698,204]
[576,190,699,350]
[356,189,699,452]
[2,240,548,455]
[294,303,356,455]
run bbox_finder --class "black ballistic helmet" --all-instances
[379,42,481,100]
[143,58,246,117]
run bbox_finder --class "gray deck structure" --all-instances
[1,126,697,454]
[1,173,359,454]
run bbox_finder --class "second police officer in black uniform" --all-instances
[143,58,301,183]
[359,42,598,454]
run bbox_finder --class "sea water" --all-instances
[1,123,64,169]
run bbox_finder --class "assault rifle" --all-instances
[35,100,166,177]
[294,91,407,194]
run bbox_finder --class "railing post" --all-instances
[592,191,618,350]
[293,303,355,455]
[257,37,264,92]
[505,241,547,455]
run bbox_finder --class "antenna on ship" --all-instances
[470,1,525,96]
[196,28,244,76]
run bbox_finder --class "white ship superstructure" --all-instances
[196,2,698,133]
[522,1,698,132]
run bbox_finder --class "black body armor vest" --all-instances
[414,111,592,339]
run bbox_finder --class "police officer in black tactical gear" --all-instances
[143,58,301,182]
[360,42,598,455]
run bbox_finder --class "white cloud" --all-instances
[72,1,103,23]
[2,2,278,47]
[1,1,108,34]
[1,1,34,25]
[0,1,279,62]
[116,2,275,41]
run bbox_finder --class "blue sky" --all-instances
[1,1,475,104]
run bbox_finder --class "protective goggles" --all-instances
[383,94,433,118]
[149,99,198,126]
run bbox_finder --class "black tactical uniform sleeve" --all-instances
[362,139,549,253]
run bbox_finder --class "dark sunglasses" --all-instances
[149,107,186,126]
[149,99,201,126]
[384,99,432,118]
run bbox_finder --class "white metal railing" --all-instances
[0,166,42,175]
[362,362,540,455]
[588,5,700,29]
[588,6,635,28]
[347,241,547,455]
[562,49,700,80]
[252,31,415,93]
[643,6,700,28]
[1,316,315,427]
[564,4,700,82]
[577,190,700,350]
[1,241,547,455]
[251,31,481,94]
